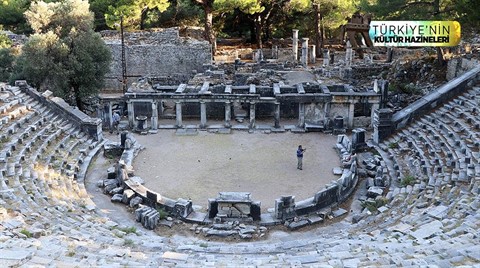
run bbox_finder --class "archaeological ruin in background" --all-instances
[99,28,390,135]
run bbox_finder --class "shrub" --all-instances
[119,226,137,235]
[388,142,399,149]
[401,175,416,186]
[20,229,32,238]
[157,207,169,220]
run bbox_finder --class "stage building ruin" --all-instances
[99,81,383,133]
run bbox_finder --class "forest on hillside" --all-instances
[1,0,479,50]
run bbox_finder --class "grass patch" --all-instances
[388,142,399,149]
[118,226,137,235]
[361,197,388,213]
[66,251,75,257]
[0,136,10,147]
[20,229,32,238]
[157,207,169,220]
[401,175,416,187]
[124,238,134,247]
[389,82,422,95]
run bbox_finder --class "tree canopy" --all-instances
[0,0,31,33]
[1,0,477,45]
[104,0,170,30]
[16,0,111,110]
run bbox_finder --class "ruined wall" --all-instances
[305,103,327,125]
[103,29,212,90]
[447,57,480,81]
[16,81,103,141]
[329,103,349,120]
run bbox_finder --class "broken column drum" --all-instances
[333,116,345,134]
[136,116,148,131]
[352,128,367,151]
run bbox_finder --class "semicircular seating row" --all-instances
[0,84,479,266]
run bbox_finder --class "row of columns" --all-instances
[117,100,381,131]
[293,29,315,67]
[172,101,281,129]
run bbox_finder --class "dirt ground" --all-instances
[127,130,341,211]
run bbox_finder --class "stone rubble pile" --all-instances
[190,221,268,240]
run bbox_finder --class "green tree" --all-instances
[17,0,111,110]
[451,0,480,30]
[0,0,31,33]
[0,48,15,81]
[153,0,202,28]
[89,0,112,31]
[104,0,170,30]
[0,33,13,48]
[359,0,454,20]
[192,0,216,53]
[313,0,357,53]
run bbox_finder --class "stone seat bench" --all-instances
[0,99,20,113]
[442,113,476,149]
[26,123,57,162]
[48,129,78,165]
[304,123,324,132]
[398,128,432,178]
[1,107,36,130]
[31,126,66,164]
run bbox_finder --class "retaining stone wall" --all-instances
[103,29,212,90]
[392,66,480,130]
[15,81,103,141]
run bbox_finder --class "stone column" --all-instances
[224,101,231,128]
[345,40,353,67]
[371,103,380,127]
[200,101,207,129]
[249,101,256,129]
[175,101,183,128]
[159,100,164,115]
[301,38,309,68]
[310,45,316,64]
[127,101,134,129]
[108,102,113,130]
[97,105,103,122]
[274,102,281,128]
[151,101,158,130]
[298,103,305,128]
[292,29,299,62]
[348,102,355,129]
[323,49,330,66]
